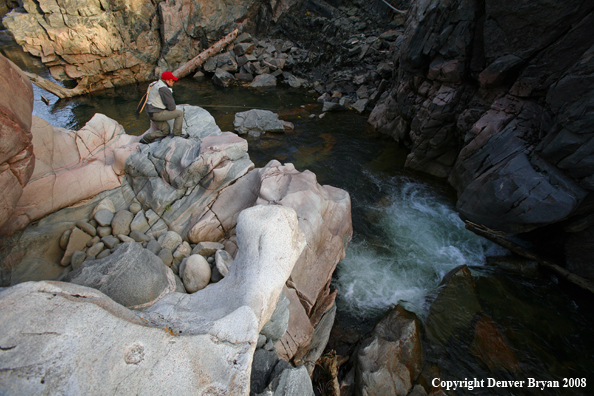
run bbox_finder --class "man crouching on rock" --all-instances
[140,71,185,144]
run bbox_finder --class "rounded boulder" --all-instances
[182,254,211,293]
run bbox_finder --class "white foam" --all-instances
[335,177,503,319]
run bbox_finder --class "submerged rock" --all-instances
[355,305,423,396]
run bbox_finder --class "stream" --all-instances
[15,61,594,394]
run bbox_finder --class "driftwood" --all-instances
[24,72,90,99]
[173,28,239,79]
[465,221,594,294]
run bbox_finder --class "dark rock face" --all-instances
[367,0,594,243]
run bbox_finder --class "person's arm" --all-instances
[158,87,176,111]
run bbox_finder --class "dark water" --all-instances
[22,68,594,394]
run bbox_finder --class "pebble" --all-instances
[101,235,120,249]
[97,226,112,238]
[158,248,173,267]
[87,242,105,257]
[118,234,135,243]
[94,209,115,227]
[59,229,72,250]
[192,241,225,257]
[215,249,234,277]
[146,239,161,255]
[129,230,150,243]
[96,250,111,260]
[87,236,100,247]
[76,221,96,237]
[111,210,134,236]
[182,255,211,293]
[158,231,182,251]
[71,251,86,269]
[129,202,142,215]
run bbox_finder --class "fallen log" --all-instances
[173,29,239,79]
[465,221,594,294]
[24,72,89,99]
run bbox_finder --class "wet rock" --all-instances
[356,305,423,396]
[471,315,520,373]
[322,101,345,112]
[424,266,481,345]
[352,99,369,114]
[212,68,236,88]
[250,74,277,88]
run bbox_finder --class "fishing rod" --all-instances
[193,104,279,111]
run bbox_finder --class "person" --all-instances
[140,71,185,143]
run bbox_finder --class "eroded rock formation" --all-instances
[0,204,306,395]
[0,54,34,229]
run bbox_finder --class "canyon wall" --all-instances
[0,54,34,229]
[0,0,297,90]
[366,0,594,276]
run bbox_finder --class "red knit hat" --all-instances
[161,71,178,81]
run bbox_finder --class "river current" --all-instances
[20,69,594,394]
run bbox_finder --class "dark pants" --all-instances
[144,109,183,142]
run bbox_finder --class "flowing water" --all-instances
[12,54,594,393]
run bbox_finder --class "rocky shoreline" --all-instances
[0,52,354,394]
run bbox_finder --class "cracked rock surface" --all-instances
[0,205,305,395]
